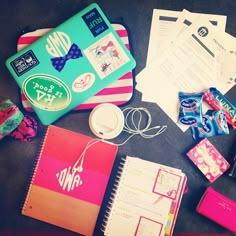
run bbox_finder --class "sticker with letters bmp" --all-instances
[10,50,39,76]
[22,74,71,111]
[82,7,108,37]
[45,31,83,72]
[84,32,130,79]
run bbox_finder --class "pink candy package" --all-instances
[203,87,236,129]
[186,138,230,182]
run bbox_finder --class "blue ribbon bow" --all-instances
[50,43,83,72]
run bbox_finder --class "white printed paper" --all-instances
[137,13,235,132]
[146,9,227,64]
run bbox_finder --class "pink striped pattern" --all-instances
[18,24,134,112]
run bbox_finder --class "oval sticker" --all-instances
[72,73,95,92]
[181,98,198,110]
[23,74,71,111]
[179,117,197,125]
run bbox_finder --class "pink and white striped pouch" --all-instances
[17,24,134,112]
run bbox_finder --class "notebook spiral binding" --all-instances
[21,126,50,212]
[101,156,128,233]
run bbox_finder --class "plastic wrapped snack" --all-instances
[178,92,204,126]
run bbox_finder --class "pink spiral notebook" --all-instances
[22,125,118,235]
[17,24,134,112]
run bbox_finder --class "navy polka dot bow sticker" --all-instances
[50,43,83,72]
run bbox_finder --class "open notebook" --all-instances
[6,3,136,125]
[102,156,187,236]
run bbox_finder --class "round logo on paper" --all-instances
[22,74,71,111]
[197,27,209,37]
[72,73,95,92]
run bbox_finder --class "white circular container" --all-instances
[89,103,124,139]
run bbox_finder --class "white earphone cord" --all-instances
[114,107,167,146]
[72,107,167,166]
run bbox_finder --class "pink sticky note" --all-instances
[186,138,230,182]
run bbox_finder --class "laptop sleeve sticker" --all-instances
[6,3,136,125]
[17,24,134,112]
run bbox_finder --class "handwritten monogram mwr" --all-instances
[56,166,83,192]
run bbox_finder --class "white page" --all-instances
[104,156,186,236]
[166,11,236,103]
[214,31,236,86]
[146,9,181,65]
[146,9,227,65]
[137,16,234,132]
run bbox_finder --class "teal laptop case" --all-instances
[6,3,136,125]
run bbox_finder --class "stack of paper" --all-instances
[136,9,236,131]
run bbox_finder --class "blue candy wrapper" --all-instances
[191,110,229,140]
[178,92,203,126]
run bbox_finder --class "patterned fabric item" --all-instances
[0,97,38,142]
[0,97,24,140]
[8,115,38,142]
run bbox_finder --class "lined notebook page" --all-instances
[103,156,186,236]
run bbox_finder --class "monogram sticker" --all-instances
[45,31,83,72]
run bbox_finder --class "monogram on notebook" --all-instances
[46,31,83,72]
[56,153,84,192]
[56,139,100,192]
[56,165,83,192]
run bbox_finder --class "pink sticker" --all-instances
[187,138,230,182]
[153,170,182,200]
[135,216,163,236]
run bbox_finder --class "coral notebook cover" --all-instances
[22,125,118,236]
